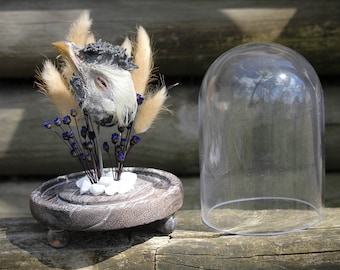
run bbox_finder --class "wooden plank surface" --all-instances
[0,175,339,269]
[0,0,339,78]
[0,79,339,176]
[0,209,339,269]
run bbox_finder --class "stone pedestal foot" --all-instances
[47,228,70,248]
[156,215,177,234]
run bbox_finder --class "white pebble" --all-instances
[76,171,137,196]
[98,176,113,187]
[105,171,115,178]
[76,177,92,194]
[80,180,92,194]
[105,181,119,196]
[121,172,137,182]
[76,176,88,188]
[89,183,105,196]
[117,172,137,194]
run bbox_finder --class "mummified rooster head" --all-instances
[37,11,168,133]
[53,39,138,127]
[36,11,170,181]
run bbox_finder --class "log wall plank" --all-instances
[0,0,339,78]
[0,79,339,176]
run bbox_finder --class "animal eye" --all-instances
[76,54,84,62]
[95,76,109,91]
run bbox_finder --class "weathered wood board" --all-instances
[0,209,339,269]
[0,174,339,269]
[0,0,339,78]
[0,79,339,176]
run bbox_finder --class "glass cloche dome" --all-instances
[199,42,325,235]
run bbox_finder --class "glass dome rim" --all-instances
[202,196,324,236]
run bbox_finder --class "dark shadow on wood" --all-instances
[3,217,160,269]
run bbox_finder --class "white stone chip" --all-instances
[77,176,92,194]
[76,176,88,188]
[76,171,137,196]
[118,172,137,194]
[121,172,137,182]
[105,181,119,196]
[89,183,105,195]
[98,176,113,187]
[80,180,91,195]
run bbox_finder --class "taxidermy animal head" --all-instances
[36,11,169,181]
[37,10,168,133]
[53,39,138,127]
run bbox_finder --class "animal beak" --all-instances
[53,41,70,56]
[52,41,80,72]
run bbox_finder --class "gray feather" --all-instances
[79,40,138,70]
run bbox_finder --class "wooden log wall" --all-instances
[0,0,339,175]
[1,0,340,78]
[0,80,339,176]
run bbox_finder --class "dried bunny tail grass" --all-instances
[66,10,94,46]
[131,26,154,96]
[36,60,79,118]
[62,11,95,82]
[121,37,132,56]
[61,61,74,83]
[85,32,95,44]
[133,85,169,134]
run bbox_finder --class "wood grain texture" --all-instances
[0,79,199,176]
[0,79,339,176]
[1,174,339,269]
[0,0,339,78]
[0,209,339,269]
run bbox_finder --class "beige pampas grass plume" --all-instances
[36,11,95,120]
[121,37,132,56]
[36,60,79,117]
[130,26,170,134]
[63,10,95,82]
[66,10,95,46]
[131,26,154,97]
[134,86,168,134]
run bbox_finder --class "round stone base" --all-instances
[30,167,183,247]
